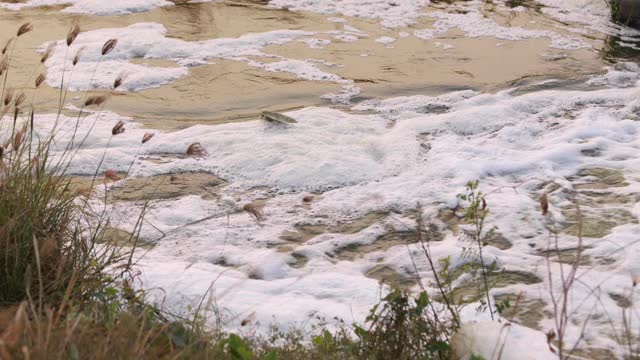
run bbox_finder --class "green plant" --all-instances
[413,205,462,329]
[506,0,522,7]
[0,26,137,310]
[458,180,497,319]
[607,0,623,23]
[356,289,451,360]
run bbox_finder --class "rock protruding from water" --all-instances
[260,111,298,125]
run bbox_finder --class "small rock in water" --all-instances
[260,111,297,125]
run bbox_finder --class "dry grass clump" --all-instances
[0,299,227,360]
[0,23,133,309]
[0,22,164,358]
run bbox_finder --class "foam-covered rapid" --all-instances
[2,0,640,357]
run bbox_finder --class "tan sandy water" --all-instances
[0,1,608,130]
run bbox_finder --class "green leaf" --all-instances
[69,343,80,360]
[427,341,450,352]
[105,286,117,296]
[353,325,368,338]
[227,334,253,360]
[263,350,277,360]
[415,291,429,312]
[312,335,322,346]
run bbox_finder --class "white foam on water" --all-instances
[415,10,590,50]
[267,0,430,28]
[434,41,455,49]
[321,84,363,104]
[264,0,593,51]
[299,38,332,49]
[327,17,347,23]
[451,321,556,360]
[374,36,396,44]
[41,23,354,91]
[536,0,617,33]
[588,62,640,88]
[532,0,640,55]
[0,0,220,15]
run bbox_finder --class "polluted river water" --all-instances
[2,0,640,358]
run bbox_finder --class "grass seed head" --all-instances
[72,46,85,66]
[186,142,208,157]
[85,95,107,107]
[243,203,264,221]
[0,58,7,76]
[104,170,121,181]
[2,38,13,55]
[17,23,33,37]
[141,132,154,144]
[40,43,55,63]
[112,120,125,135]
[0,163,5,191]
[1,302,27,348]
[14,92,26,107]
[113,71,127,89]
[39,237,57,259]
[101,38,117,56]
[31,156,41,178]
[12,125,26,151]
[3,88,14,106]
[35,73,46,88]
[540,193,549,216]
[66,25,80,46]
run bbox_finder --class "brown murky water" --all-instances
[0,1,607,129]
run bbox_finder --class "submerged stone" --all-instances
[573,168,628,190]
[109,172,226,202]
[494,294,550,330]
[332,220,443,260]
[451,270,542,304]
[280,225,328,243]
[99,226,153,249]
[334,230,423,261]
[365,265,416,289]
[563,208,637,238]
[608,292,632,308]
[483,232,512,250]
[288,252,309,269]
[554,168,639,238]
[537,247,592,266]
[280,211,388,243]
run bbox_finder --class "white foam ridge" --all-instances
[42,23,356,92]
[414,10,590,50]
[267,0,430,28]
